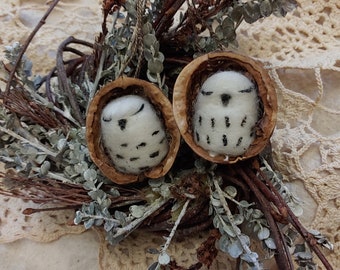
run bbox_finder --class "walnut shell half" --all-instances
[173,51,277,164]
[86,77,180,184]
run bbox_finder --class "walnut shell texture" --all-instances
[86,77,180,184]
[173,51,277,164]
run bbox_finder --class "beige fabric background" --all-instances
[0,0,339,269]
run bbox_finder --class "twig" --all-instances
[154,0,186,38]
[112,198,168,238]
[118,0,146,77]
[4,0,61,94]
[212,177,263,269]
[253,163,334,270]
[0,125,58,157]
[56,37,93,126]
[235,165,294,270]
[161,199,191,254]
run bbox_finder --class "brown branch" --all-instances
[55,37,93,126]
[4,0,61,94]
[154,0,186,38]
[256,167,334,270]
[234,164,294,270]
[237,161,334,270]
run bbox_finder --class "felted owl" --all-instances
[193,71,259,158]
[101,95,169,174]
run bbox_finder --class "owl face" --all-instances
[193,71,259,158]
[101,95,169,174]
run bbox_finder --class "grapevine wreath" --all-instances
[0,0,336,269]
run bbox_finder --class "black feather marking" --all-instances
[225,116,231,128]
[149,151,160,158]
[195,132,200,142]
[206,135,210,144]
[130,157,139,161]
[152,130,160,136]
[236,137,243,147]
[118,119,127,130]
[120,143,128,147]
[139,166,150,171]
[116,154,124,159]
[211,118,215,128]
[220,94,231,106]
[241,116,247,127]
[132,103,145,115]
[136,142,146,149]
[222,134,228,146]
[198,115,202,126]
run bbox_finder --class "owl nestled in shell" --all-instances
[193,71,259,159]
[86,77,180,185]
[101,95,169,174]
[173,51,277,164]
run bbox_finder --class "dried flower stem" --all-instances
[113,198,168,239]
[161,199,191,254]
[0,125,57,157]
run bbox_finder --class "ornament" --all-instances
[173,51,277,164]
[86,77,180,184]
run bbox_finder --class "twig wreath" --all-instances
[0,0,334,269]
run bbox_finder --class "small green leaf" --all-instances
[257,227,270,240]
[211,197,221,207]
[241,252,259,264]
[233,214,244,225]
[84,218,95,229]
[218,234,230,253]
[83,168,97,181]
[148,59,163,74]
[104,220,117,232]
[264,238,277,249]
[225,186,237,198]
[158,252,170,265]
[143,34,157,47]
[295,251,313,260]
[227,239,243,258]
[130,205,145,218]
[40,160,50,175]
[260,0,273,17]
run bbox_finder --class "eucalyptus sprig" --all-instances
[210,175,263,269]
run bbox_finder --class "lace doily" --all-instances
[0,0,339,269]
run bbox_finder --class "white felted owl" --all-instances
[101,95,169,174]
[193,71,259,158]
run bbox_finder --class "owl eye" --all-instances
[220,93,231,106]
[201,89,213,95]
[239,86,255,93]
[132,103,145,115]
[102,116,112,122]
